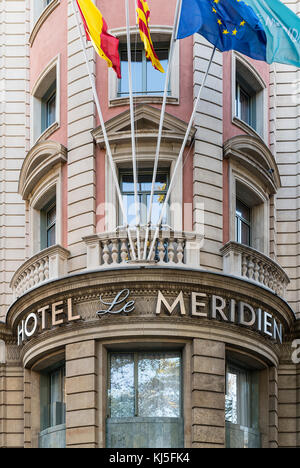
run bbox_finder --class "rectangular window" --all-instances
[225,361,260,448]
[120,169,169,227]
[41,81,56,133]
[236,198,251,247]
[107,351,183,448]
[41,198,56,250]
[40,363,66,431]
[118,43,169,97]
[236,79,256,131]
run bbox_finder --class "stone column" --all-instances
[192,338,225,448]
[66,340,97,448]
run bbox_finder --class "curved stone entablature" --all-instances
[5,267,295,369]
[223,134,281,194]
[18,140,67,200]
[92,104,196,148]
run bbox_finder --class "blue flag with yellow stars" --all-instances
[177,0,267,62]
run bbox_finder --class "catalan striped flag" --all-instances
[136,0,165,73]
[76,0,121,78]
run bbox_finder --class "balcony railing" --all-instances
[220,241,290,298]
[83,228,203,270]
[10,245,70,299]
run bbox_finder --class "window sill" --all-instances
[35,121,60,145]
[109,95,179,108]
[29,0,60,47]
[232,116,266,145]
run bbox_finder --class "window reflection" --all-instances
[109,352,181,419]
[119,44,169,97]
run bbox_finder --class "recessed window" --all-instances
[107,351,183,448]
[120,169,169,226]
[119,43,169,97]
[225,361,260,448]
[31,57,59,143]
[236,79,256,130]
[236,198,251,247]
[41,82,56,133]
[41,198,56,250]
[39,362,66,448]
[234,58,266,138]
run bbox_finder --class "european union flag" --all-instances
[177,0,267,62]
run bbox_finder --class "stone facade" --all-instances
[1,0,300,449]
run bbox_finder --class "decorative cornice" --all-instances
[18,140,67,200]
[223,134,281,194]
[92,104,196,148]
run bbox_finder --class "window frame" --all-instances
[235,198,251,247]
[118,41,171,98]
[108,27,179,107]
[107,350,183,420]
[119,168,170,227]
[31,55,60,145]
[40,197,56,250]
[40,361,66,432]
[232,52,267,142]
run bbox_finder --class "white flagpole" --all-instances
[147,46,217,261]
[143,0,182,259]
[125,0,141,260]
[71,0,137,260]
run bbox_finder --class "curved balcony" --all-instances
[10,245,70,300]
[83,228,204,270]
[220,241,290,298]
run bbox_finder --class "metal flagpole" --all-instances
[125,0,141,260]
[143,0,182,260]
[147,45,217,261]
[71,0,137,260]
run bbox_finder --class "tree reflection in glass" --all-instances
[138,353,181,417]
[109,354,135,418]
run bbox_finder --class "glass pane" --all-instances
[47,224,56,248]
[47,205,56,227]
[236,199,250,222]
[241,221,250,246]
[137,352,181,417]
[147,194,167,225]
[146,49,169,95]
[239,87,251,124]
[122,194,137,227]
[109,354,135,418]
[225,371,238,424]
[120,50,143,96]
[47,93,56,127]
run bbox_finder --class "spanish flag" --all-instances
[76,0,121,78]
[136,0,165,73]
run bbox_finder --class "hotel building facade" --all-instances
[0,0,300,448]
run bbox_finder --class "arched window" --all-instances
[31,56,60,144]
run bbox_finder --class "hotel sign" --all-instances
[17,289,283,345]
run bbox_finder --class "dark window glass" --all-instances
[236,199,251,246]
[236,79,256,131]
[46,204,56,248]
[40,364,66,431]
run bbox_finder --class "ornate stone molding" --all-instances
[18,140,67,200]
[92,104,196,148]
[223,134,281,194]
